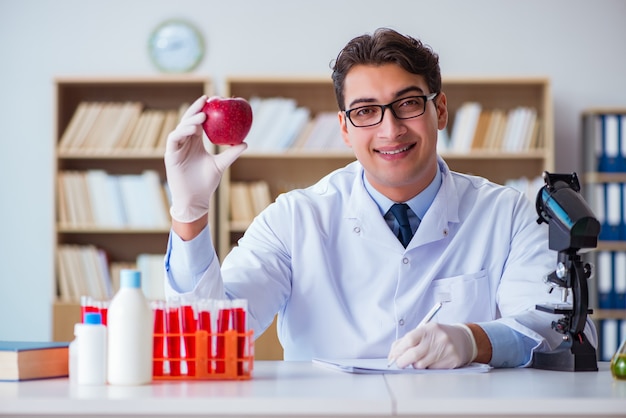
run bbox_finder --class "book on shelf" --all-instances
[470,109,491,150]
[230,182,256,223]
[298,112,344,150]
[244,97,310,151]
[229,180,273,223]
[482,109,507,151]
[596,250,626,310]
[0,341,69,381]
[61,102,104,151]
[501,107,538,152]
[155,109,182,150]
[136,253,167,301]
[450,102,482,152]
[598,319,626,361]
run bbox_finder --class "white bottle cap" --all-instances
[120,269,141,288]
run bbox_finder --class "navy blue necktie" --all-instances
[389,203,413,248]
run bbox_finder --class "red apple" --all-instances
[201,97,253,145]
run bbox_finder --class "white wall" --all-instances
[1,0,625,341]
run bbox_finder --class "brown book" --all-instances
[530,118,543,149]
[103,102,143,151]
[125,111,152,149]
[484,109,507,151]
[0,341,69,381]
[138,110,166,150]
[230,182,255,222]
[55,247,73,302]
[155,110,180,151]
[249,181,272,215]
[58,102,89,150]
[114,102,144,150]
[67,102,104,151]
[470,110,492,150]
[81,102,118,151]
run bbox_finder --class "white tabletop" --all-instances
[386,362,626,417]
[0,361,624,418]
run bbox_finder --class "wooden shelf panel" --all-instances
[58,151,165,159]
[442,77,550,116]
[57,230,169,263]
[57,226,170,234]
[583,172,626,184]
[596,241,626,252]
[57,155,167,176]
[591,309,626,320]
[229,155,355,199]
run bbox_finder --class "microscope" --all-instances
[533,171,601,372]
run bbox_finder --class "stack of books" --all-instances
[58,101,186,153]
[229,180,272,225]
[56,246,166,303]
[440,103,541,152]
[57,170,170,229]
[242,97,345,151]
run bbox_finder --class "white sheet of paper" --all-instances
[312,358,492,374]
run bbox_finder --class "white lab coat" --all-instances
[166,157,596,362]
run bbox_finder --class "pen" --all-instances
[387,301,444,368]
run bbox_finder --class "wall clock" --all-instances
[148,19,204,73]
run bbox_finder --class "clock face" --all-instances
[148,20,204,73]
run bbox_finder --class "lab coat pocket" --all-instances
[429,270,493,323]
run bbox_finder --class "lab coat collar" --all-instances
[345,156,460,249]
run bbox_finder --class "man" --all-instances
[163,28,596,369]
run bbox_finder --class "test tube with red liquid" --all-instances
[197,299,213,374]
[97,299,109,326]
[232,299,248,376]
[152,300,166,377]
[181,301,197,376]
[165,299,182,376]
[215,300,231,374]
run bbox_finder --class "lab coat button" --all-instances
[353,226,361,234]
[402,257,409,264]
[399,319,405,326]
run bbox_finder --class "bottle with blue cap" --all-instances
[107,269,153,385]
[69,312,107,385]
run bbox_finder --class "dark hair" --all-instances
[331,28,441,110]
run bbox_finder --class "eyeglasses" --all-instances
[344,93,438,128]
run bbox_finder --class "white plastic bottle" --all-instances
[107,269,153,385]
[69,312,107,385]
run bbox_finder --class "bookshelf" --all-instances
[581,108,626,361]
[217,76,555,260]
[53,76,213,341]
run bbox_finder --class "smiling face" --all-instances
[338,63,448,202]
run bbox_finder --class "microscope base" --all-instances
[533,339,598,372]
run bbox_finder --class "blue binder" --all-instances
[597,251,614,309]
[599,183,621,240]
[598,114,620,172]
